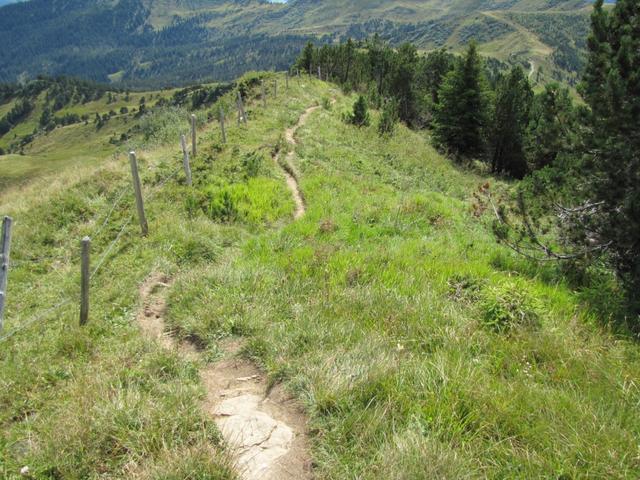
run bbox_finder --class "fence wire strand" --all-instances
[0,163,183,343]
[0,299,72,343]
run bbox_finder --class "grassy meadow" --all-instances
[0,72,639,478]
[0,89,172,192]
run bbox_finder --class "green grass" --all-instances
[1,72,639,478]
[0,88,180,192]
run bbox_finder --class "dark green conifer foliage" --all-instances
[433,42,490,158]
[390,43,417,125]
[350,95,370,127]
[579,0,640,299]
[419,48,455,106]
[525,83,576,171]
[299,41,315,74]
[342,38,355,85]
[490,66,533,178]
[378,98,398,136]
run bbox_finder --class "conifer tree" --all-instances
[390,43,417,125]
[419,48,454,106]
[350,95,370,127]
[433,42,490,158]
[298,41,316,74]
[525,83,576,171]
[579,0,640,298]
[490,66,533,178]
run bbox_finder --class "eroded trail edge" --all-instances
[136,273,312,480]
[276,105,321,220]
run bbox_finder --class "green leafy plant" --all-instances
[242,151,263,179]
[481,280,541,332]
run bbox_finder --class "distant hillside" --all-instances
[0,0,593,88]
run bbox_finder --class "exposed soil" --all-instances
[136,273,312,480]
[276,105,321,220]
[134,105,324,478]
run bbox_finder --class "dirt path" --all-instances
[136,273,312,480]
[528,60,535,80]
[276,105,321,220]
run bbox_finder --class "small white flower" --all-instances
[20,466,30,476]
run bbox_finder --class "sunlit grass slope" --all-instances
[1,72,639,479]
[0,89,168,192]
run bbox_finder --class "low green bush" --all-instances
[481,279,541,332]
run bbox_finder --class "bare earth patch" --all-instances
[276,104,321,220]
[136,273,312,480]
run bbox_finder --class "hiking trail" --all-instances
[136,273,312,480]
[276,105,321,219]
[133,105,325,479]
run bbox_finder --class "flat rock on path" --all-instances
[136,274,312,480]
[202,352,311,480]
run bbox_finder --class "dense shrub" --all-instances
[481,280,541,332]
[378,98,398,136]
[349,95,370,127]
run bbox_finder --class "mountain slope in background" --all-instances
[0,0,593,88]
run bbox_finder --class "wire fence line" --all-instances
[92,183,132,241]
[0,161,186,343]
[0,299,72,343]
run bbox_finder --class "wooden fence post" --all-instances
[318,66,321,80]
[0,216,12,332]
[191,114,197,157]
[274,79,277,98]
[180,134,193,186]
[128,151,148,236]
[237,92,247,125]
[79,236,90,326]
[286,72,289,90]
[261,79,266,108]
[219,106,226,144]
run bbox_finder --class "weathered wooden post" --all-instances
[79,236,90,326]
[285,71,289,90]
[0,216,12,332]
[274,79,277,98]
[128,151,148,236]
[261,79,267,108]
[237,92,247,125]
[219,106,227,144]
[318,65,321,80]
[191,114,197,157]
[180,134,193,187]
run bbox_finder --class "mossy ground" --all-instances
[1,72,638,478]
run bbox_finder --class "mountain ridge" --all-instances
[0,0,593,88]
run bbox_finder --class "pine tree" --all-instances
[368,35,392,100]
[579,0,640,299]
[433,42,490,158]
[419,48,454,106]
[299,41,315,75]
[350,95,370,127]
[342,38,355,85]
[525,83,576,171]
[378,98,398,136]
[389,43,417,125]
[490,66,533,178]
